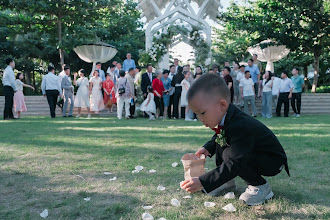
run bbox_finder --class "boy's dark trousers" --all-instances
[215,144,284,186]
[291,92,301,114]
[154,96,164,117]
[46,90,59,118]
[173,86,182,118]
[3,86,14,119]
[129,99,135,116]
[276,92,290,117]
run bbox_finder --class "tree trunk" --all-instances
[58,16,64,66]
[311,53,320,93]
[304,65,308,92]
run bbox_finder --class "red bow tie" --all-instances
[211,125,223,134]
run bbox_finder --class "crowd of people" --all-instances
[2,54,305,120]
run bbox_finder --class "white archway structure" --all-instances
[138,0,221,69]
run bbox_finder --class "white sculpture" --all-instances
[247,40,290,73]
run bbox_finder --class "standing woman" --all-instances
[89,70,104,115]
[222,66,234,103]
[194,65,203,78]
[171,66,184,119]
[73,69,91,118]
[152,70,165,118]
[14,72,35,118]
[261,71,274,118]
[103,74,116,113]
[231,62,240,105]
[161,69,172,119]
[180,71,192,121]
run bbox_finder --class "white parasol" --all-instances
[73,42,118,75]
[247,40,290,73]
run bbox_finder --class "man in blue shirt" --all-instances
[291,67,304,117]
[245,59,260,95]
[123,53,136,72]
[90,62,105,81]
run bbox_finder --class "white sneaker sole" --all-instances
[243,191,274,206]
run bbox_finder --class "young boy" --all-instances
[181,74,289,206]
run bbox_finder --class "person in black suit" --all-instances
[171,66,184,119]
[181,74,289,206]
[141,64,155,99]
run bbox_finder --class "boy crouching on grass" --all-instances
[180,74,290,206]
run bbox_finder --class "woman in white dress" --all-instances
[73,69,91,118]
[89,70,104,114]
[140,86,156,120]
[180,71,191,121]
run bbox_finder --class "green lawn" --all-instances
[0,116,329,219]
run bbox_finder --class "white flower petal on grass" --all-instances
[135,165,144,171]
[103,172,112,175]
[142,212,154,220]
[132,170,139,173]
[148,169,157,173]
[170,198,180,207]
[143,205,153,210]
[158,218,166,220]
[84,197,90,201]
[171,162,178,167]
[40,209,48,218]
[157,185,166,191]
[204,168,208,170]
[183,195,192,199]
[204,201,216,208]
[224,192,235,199]
[109,177,117,181]
[222,203,237,212]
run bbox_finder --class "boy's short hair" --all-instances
[293,67,299,71]
[48,66,55,72]
[245,71,250,74]
[187,74,231,103]
[249,58,254,62]
[96,62,101,65]
[169,64,175,69]
[64,65,70,71]
[239,65,245,68]
[119,70,126,77]
[109,64,115,68]
[163,69,170,74]
[128,67,134,72]
[5,57,14,65]
[282,71,288,76]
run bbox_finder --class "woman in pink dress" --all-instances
[103,74,116,113]
[14,73,35,118]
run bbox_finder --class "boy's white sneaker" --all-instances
[239,182,274,206]
[293,113,297,117]
[76,114,81,118]
[205,179,236,196]
[185,117,193,121]
[296,114,300,117]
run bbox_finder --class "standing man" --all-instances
[276,71,294,117]
[107,64,118,85]
[245,59,260,95]
[174,58,181,74]
[167,65,176,118]
[240,71,257,117]
[90,62,105,81]
[253,54,262,73]
[134,66,142,84]
[291,67,304,117]
[141,64,155,99]
[123,53,136,72]
[41,66,62,118]
[2,58,17,120]
[58,64,67,84]
[61,65,74,117]
[126,68,136,118]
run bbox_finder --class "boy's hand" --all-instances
[180,177,203,193]
[195,147,210,158]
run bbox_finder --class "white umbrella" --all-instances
[247,40,290,73]
[73,42,118,75]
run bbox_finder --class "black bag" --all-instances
[118,79,127,95]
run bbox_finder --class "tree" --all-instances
[220,0,330,92]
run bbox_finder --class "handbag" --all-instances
[106,99,113,108]
[118,79,127,95]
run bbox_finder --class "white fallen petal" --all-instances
[170,198,180,207]
[84,197,90,201]
[142,212,154,220]
[143,205,153,210]
[157,185,166,191]
[132,170,139,173]
[222,203,237,212]
[148,169,157,173]
[204,168,209,170]
[135,165,144,171]
[158,218,166,220]
[183,195,192,199]
[103,172,112,175]
[171,162,178,167]
[224,192,235,199]
[204,201,216,207]
[40,209,48,218]
[109,177,117,181]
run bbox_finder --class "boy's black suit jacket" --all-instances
[199,104,289,192]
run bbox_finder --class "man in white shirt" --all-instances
[239,70,257,117]
[276,71,294,117]
[2,58,17,120]
[58,64,66,84]
[271,75,281,107]
[41,66,62,118]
